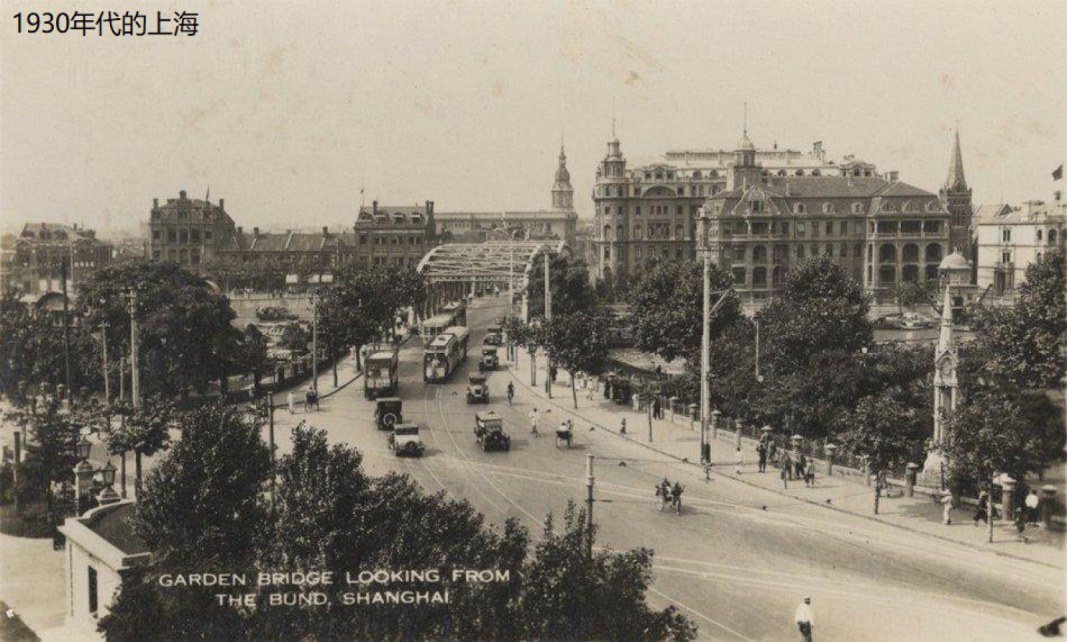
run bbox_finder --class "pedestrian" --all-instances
[1014,506,1029,543]
[804,463,816,487]
[704,462,712,482]
[795,453,806,480]
[287,390,295,415]
[304,386,314,412]
[620,417,627,434]
[633,391,641,413]
[757,441,768,473]
[974,491,989,525]
[780,459,790,489]
[768,440,778,465]
[1025,489,1040,526]
[734,447,744,474]
[782,452,794,481]
[652,397,662,420]
[795,596,814,642]
[528,407,540,437]
[941,492,953,525]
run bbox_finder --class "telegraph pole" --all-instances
[267,391,276,507]
[698,212,730,464]
[585,454,595,560]
[101,320,110,403]
[60,259,73,410]
[128,289,141,409]
[754,318,761,381]
[311,291,318,394]
[544,252,552,398]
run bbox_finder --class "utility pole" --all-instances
[585,454,595,560]
[101,321,110,403]
[60,259,73,410]
[544,252,552,399]
[754,318,761,381]
[311,291,319,394]
[118,356,126,402]
[698,212,731,465]
[128,289,141,409]
[267,391,276,508]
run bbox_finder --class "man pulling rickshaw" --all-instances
[655,479,684,514]
[555,418,574,448]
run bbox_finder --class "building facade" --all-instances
[939,130,975,262]
[974,194,1066,293]
[353,200,438,269]
[435,146,578,246]
[592,134,877,282]
[1,223,112,295]
[697,131,950,300]
[211,226,360,288]
[148,191,239,268]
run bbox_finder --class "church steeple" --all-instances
[944,128,968,192]
[552,141,574,210]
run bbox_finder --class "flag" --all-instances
[1054,165,1063,181]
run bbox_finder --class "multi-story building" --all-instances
[215,226,360,278]
[696,130,950,301]
[353,200,437,269]
[974,191,1066,293]
[592,134,876,282]
[1,223,112,295]
[148,191,239,268]
[436,146,578,245]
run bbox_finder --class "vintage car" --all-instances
[483,325,503,345]
[388,423,424,457]
[466,374,490,404]
[474,411,511,452]
[374,397,403,431]
[478,347,499,372]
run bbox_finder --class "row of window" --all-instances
[152,228,213,243]
[362,235,422,246]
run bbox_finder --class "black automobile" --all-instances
[478,347,499,372]
[374,397,403,431]
[475,411,511,452]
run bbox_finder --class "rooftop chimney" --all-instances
[888,171,899,183]
[322,226,329,235]
[1055,190,1062,202]
[237,226,243,235]
[219,198,224,210]
[179,190,187,200]
[253,226,260,236]
[153,198,159,209]
[372,200,378,216]
[426,200,435,216]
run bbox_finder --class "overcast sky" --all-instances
[2,0,1064,235]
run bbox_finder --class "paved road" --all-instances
[266,297,1063,641]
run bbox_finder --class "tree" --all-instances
[101,398,175,492]
[895,280,937,313]
[627,259,741,362]
[541,312,611,408]
[279,322,310,354]
[971,250,1066,388]
[240,324,271,396]
[77,260,244,398]
[503,317,543,386]
[525,255,594,319]
[518,502,696,641]
[835,395,927,514]
[2,397,80,517]
[943,388,1055,543]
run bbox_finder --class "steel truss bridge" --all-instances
[416,240,568,320]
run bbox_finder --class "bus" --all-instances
[441,300,467,327]
[364,349,399,400]
[422,313,455,343]
[423,326,470,383]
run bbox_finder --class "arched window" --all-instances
[812,169,821,176]
[902,265,919,282]
[753,245,768,262]
[778,169,787,177]
[674,224,685,239]
[879,265,896,284]
[879,244,896,263]
[851,202,864,215]
[752,267,767,286]
[823,203,835,214]
[709,170,719,178]
[794,203,806,214]
[773,244,789,263]
[1050,229,1059,243]
[902,243,920,262]
[634,225,642,240]
[772,266,785,287]
[925,243,942,262]
[1037,229,1043,241]
[603,225,612,240]
[795,169,805,176]
[840,244,848,258]
[693,170,702,178]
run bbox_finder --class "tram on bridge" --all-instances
[421,300,468,343]
[423,326,470,383]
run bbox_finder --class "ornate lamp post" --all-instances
[73,436,120,515]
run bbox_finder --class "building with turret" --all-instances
[591,129,879,284]
[435,145,578,245]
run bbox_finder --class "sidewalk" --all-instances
[507,348,1066,570]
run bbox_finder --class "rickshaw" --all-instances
[374,397,403,431]
[466,374,490,404]
[388,423,424,457]
[478,346,499,372]
[555,419,573,448]
[474,411,511,452]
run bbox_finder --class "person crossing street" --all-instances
[528,407,540,437]
[795,596,814,641]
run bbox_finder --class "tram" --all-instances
[423,326,470,383]
[364,349,399,399]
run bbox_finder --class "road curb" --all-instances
[507,360,1064,571]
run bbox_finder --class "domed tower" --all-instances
[552,144,574,209]
[729,128,761,191]
[939,128,974,265]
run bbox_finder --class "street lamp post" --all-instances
[73,436,119,515]
[697,210,731,464]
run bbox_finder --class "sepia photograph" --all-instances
[1,1,1065,640]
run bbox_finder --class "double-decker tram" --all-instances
[441,300,467,327]
[364,349,399,399]
[423,326,470,383]
[422,313,455,343]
